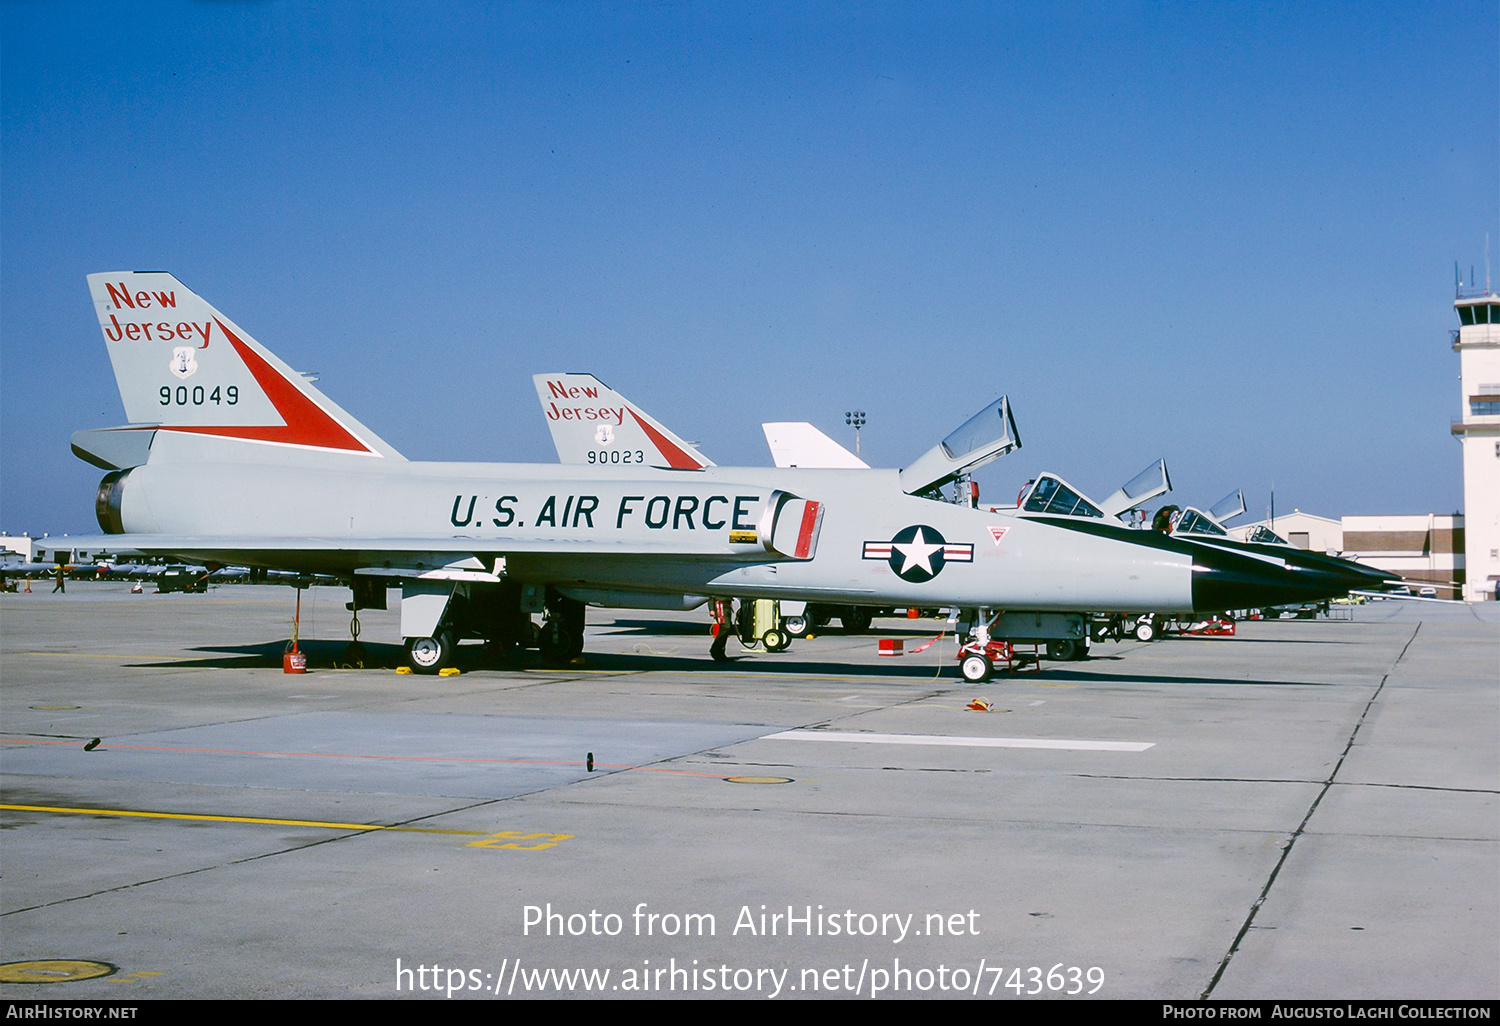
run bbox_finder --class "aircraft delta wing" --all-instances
[73,271,1365,674]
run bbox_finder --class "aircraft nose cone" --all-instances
[1346,561,1400,589]
[1283,551,1399,592]
[1190,548,1359,612]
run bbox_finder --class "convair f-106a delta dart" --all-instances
[71,272,1360,675]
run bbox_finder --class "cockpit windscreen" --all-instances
[1021,476,1105,518]
[1175,509,1229,536]
[1247,525,1288,545]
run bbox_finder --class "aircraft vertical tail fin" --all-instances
[762,422,869,468]
[533,372,713,469]
[84,272,403,461]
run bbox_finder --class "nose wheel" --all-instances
[961,653,993,683]
[956,608,1010,683]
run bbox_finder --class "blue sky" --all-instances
[3,1,1495,536]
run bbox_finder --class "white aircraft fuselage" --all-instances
[74,271,1361,671]
[102,445,1198,612]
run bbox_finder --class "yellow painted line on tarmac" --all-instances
[0,802,488,836]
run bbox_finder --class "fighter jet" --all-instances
[71,271,1364,677]
[532,374,886,639]
[1166,492,1394,594]
[1006,472,1348,652]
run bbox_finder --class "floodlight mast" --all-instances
[845,409,866,457]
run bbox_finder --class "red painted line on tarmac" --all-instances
[0,736,724,777]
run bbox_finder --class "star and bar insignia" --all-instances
[863,525,974,583]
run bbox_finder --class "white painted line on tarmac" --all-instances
[763,729,1154,752]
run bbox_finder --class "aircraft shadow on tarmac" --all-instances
[1167,637,1356,645]
[121,637,1339,688]
[124,639,408,671]
[125,638,963,679]
[602,617,950,639]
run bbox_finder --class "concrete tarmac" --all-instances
[1,584,1495,1000]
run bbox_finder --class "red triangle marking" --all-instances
[161,320,373,453]
[626,409,704,469]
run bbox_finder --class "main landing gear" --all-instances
[803,603,874,634]
[398,581,588,674]
[406,631,454,673]
[537,594,586,666]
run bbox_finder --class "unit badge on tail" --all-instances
[863,525,974,583]
[169,347,198,378]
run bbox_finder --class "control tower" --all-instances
[1452,282,1500,600]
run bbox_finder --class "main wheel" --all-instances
[841,607,874,633]
[1134,619,1156,642]
[808,606,832,629]
[537,620,578,666]
[1046,638,1082,661]
[406,631,455,674]
[783,615,808,637]
[961,653,993,683]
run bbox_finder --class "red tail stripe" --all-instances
[162,319,373,453]
[625,409,704,470]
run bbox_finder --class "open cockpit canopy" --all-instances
[1098,459,1172,519]
[900,395,1021,495]
[1207,489,1246,524]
